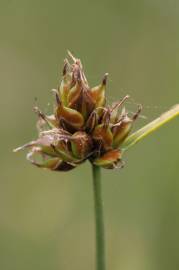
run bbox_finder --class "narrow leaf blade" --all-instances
[121,104,179,151]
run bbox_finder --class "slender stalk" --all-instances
[92,164,106,270]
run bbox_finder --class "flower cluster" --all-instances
[14,52,142,171]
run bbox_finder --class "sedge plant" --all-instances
[14,52,179,270]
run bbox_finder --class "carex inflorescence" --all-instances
[14,52,142,171]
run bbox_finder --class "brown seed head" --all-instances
[14,52,142,171]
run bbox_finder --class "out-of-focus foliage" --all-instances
[0,1,178,270]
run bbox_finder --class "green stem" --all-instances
[92,164,106,270]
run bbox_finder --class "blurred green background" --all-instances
[0,0,179,269]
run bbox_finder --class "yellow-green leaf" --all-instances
[121,104,179,151]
